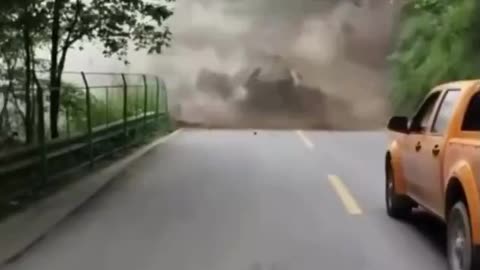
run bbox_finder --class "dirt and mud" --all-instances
[151,0,402,130]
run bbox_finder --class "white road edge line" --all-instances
[296,130,315,150]
[146,128,182,149]
[124,128,183,163]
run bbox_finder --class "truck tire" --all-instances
[386,162,412,219]
[447,201,480,270]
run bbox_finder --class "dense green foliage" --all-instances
[389,0,480,115]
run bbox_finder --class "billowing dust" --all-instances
[149,0,402,129]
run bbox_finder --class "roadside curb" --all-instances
[0,129,182,266]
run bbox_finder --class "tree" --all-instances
[0,28,26,136]
[389,0,480,114]
[42,0,174,138]
[0,0,49,143]
[0,0,174,140]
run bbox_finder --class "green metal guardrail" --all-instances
[0,72,171,206]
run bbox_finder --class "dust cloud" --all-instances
[147,0,401,129]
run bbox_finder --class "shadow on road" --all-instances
[405,209,447,257]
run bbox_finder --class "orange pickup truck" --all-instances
[386,80,480,270]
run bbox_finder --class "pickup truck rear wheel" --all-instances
[447,201,480,270]
[386,162,412,219]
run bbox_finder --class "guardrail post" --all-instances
[105,87,109,128]
[66,105,70,139]
[161,79,171,131]
[121,74,128,150]
[142,75,148,138]
[155,77,160,128]
[162,79,169,115]
[81,72,94,168]
[37,84,47,185]
[135,83,139,118]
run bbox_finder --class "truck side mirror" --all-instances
[388,116,409,133]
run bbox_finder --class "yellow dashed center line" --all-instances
[296,130,314,150]
[328,175,363,215]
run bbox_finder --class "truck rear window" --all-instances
[462,91,480,131]
[432,89,461,134]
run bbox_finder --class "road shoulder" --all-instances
[0,129,181,266]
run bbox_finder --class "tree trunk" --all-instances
[23,23,33,144]
[33,74,45,147]
[0,87,10,132]
[49,0,62,139]
[31,47,38,143]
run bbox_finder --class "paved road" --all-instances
[5,129,447,270]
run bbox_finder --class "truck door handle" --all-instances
[432,145,440,156]
[415,142,422,152]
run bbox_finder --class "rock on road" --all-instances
[5,129,447,270]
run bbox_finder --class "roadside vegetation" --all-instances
[389,0,480,115]
[0,0,174,219]
[0,0,174,146]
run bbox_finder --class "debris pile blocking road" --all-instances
[175,55,356,129]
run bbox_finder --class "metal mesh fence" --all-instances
[0,72,171,209]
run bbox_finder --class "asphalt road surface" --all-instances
[5,129,448,270]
